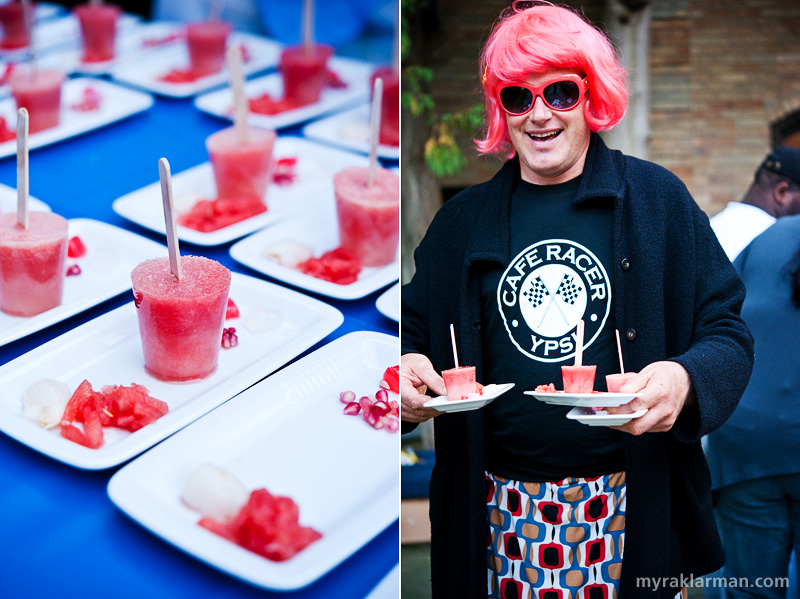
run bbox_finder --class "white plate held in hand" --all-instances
[566,407,648,426]
[424,383,515,413]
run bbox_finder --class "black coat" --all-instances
[401,134,754,598]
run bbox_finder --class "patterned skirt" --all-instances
[487,471,627,599]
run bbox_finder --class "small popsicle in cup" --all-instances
[9,68,65,134]
[605,329,635,392]
[561,320,596,392]
[0,0,29,49]
[279,0,332,107]
[131,158,231,382]
[73,2,121,63]
[442,324,478,401]
[185,19,232,75]
[205,46,276,201]
[0,108,68,316]
[370,67,399,147]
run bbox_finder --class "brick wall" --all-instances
[418,0,800,216]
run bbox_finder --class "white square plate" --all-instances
[108,30,283,98]
[0,218,165,347]
[303,104,398,160]
[423,383,515,413]
[194,56,374,129]
[375,282,399,322]
[112,136,369,246]
[525,390,638,408]
[566,406,648,426]
[0,77,153,157]
[229,202,398,301]
[0,271,344,469]
[107,330,398,590]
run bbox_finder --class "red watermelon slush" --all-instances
[606,372,635,393]
[186,20,231,75]
[0,0,28,49]
[0,212,68,316]
[205,126,276,201]
[443,366,476,401]
[334,166,399,267]
[9,69,65,133]
[279,44,333,107]
[561,365,596,393]
[371,67,399,147]
[74,3,121,63]
[131,256,231,382]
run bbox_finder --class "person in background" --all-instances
[710,146,800,261]
[400,2,754,597]
[705,214,800,598]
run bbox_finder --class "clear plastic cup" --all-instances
[605,372,635,393]
[0,212,68,316]
[131,256,231,382]
[371,66,399,146]
[9,69,65,133]
[279,44,333,106]
[561,365,596,393]
[74,3,121,63]
[205,126,277,201]
[0,1,29,50]
[333,166,399,267]
[443,366,476,401]
[186,20,231,75]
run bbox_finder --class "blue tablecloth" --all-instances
[0,71,399,598]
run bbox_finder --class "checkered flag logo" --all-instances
[522,276,550,308]
[555,274,582,305]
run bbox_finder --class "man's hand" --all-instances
[607,361,696,435]
[401,353,448,423]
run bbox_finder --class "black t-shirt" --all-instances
[480,175,625,482]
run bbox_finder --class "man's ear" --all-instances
[772,181,793,216]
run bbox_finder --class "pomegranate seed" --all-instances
[383,416,399,433]
[363,406,379,427]
[66,264,81,276]
[221,327,238,349]
[375,389,389,402]
[343,402,360,415]
[379,379,390,390]
[340,390,356,404]
[359,395,374,412]
[389,400,399,416]
[372,401,391,417]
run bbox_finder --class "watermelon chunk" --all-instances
[382,365,400,394]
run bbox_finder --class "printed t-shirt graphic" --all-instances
[497,239,611,363]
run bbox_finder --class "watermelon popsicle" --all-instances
[186,20,232,75]
[9,69,65,134]
[606,372,635,393]
[131,256,231,382]
[279,43,333,107]
[74,3,121,63]
[562,319,595,392]
[442,366,477,401]
[0,211,68,316]
[371,67,399,146]
[334,166,399,267]
[205,126,276,200]
[0,0,28,49]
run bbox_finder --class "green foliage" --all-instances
[400,0,483,179]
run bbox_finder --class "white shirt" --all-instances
[710,202,776,262]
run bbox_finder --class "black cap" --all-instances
[760,146,800,184]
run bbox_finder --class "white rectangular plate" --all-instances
[0,218,164,347]
[303,104,398,159]
[229,202,398,301]
[108,30,283,98]
[112,136,369,246]
[424,383,515,413]
[194,56,373,129]
[525,390,637,408]
[0,272,343,469]
[108,331,398,590]
[0,77,153,157]
[375,282,399,322]
[566,406,648,426]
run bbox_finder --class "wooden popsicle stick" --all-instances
[574,319,584,366]
[21,0,36,72]
[158,157,183,281]
[208,0,225,21]
[615,329,625,373]
[450,323,459,368]
[367,77,383,188]
[226,45,249,144]
[302,0,314,53]
[16,108,29,230]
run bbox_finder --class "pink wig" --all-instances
[475,1,628,158]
